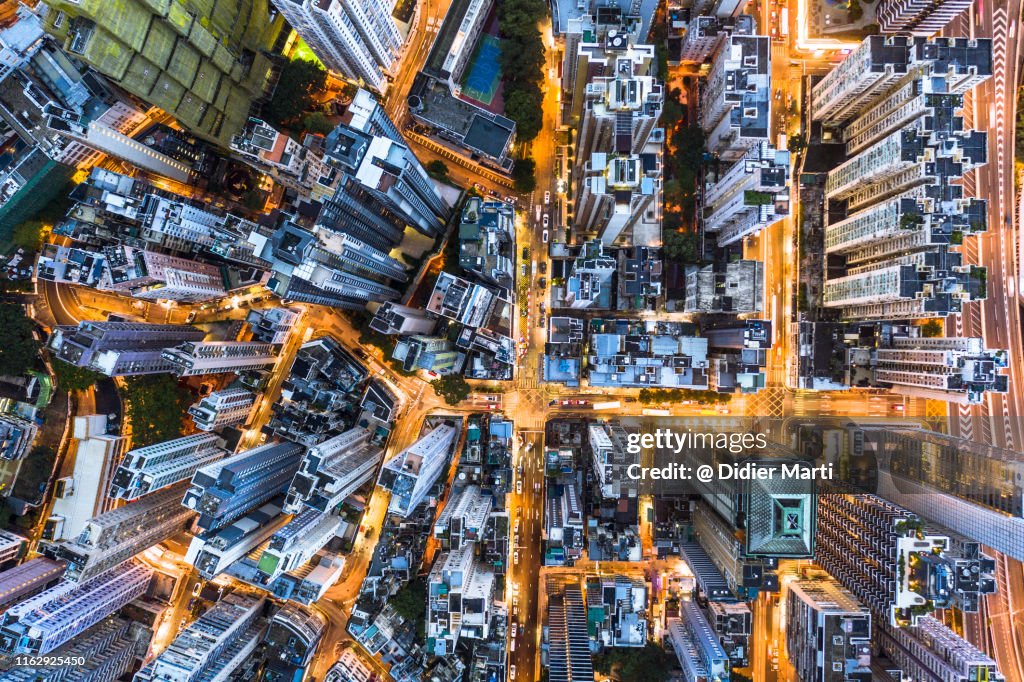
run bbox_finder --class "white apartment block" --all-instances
[702,141,789,246]
[161,341,278,377]
[433,484,492,548]
[872,336,1008,404]
[587,422,638,499]
[0,529,25,564]
[136,593,265,682]
[378,424,457,517]
[54,481,197,583]
[284,427,384,513]
[813,36,992,126]
[878,0,973,36]
[189,389,258,432]
[566,35,656,124]
[699,35,771,162]
[0,561,152,655]
[256,508,344,581]
[426,544,495,656]
[574,152,662,246]
[326,647,376,682]
[269,0,402,92]
[186,501,290,579]
[369,301,438,335]
[109,433,229,500]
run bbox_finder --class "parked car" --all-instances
[544,191,551,204]
[539,261,547,274]
[542,229,549,243]
[542,214,549,228]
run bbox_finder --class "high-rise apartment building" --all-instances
[0,413,38,461]
[320,103,450,243]
[426,544,495,655]
[868,335,1008,403]
[183,441,305,531]
[785,579,872,682]
[587,422,638,500]
[877,0,973,36]
[284,427,384,513]
[255,508,344,583]
[0,561,152,655]
[109,433,229,500]
[811,36,991,126]
[269,0,402,92]
[135,593,265,682]
[875,616,1004,682]
[186,500,290,579]
[699,35,771,162]
[816,493,961,626]
[546,580,594,682]
[257,222,405,310]
[40,0,284,146]
[458,197,516,290]
[665,602,731,682]
[564,31,655,126]
[684,260,765,314]
[574,151,663,246]
[377,424,457,517]
[701,141,789,247]
[188,389,258,431]
[161,341,279,377]
[0,529,25,564]
[678,15,755,63]
[369,301,437,335]
[53,481,196,583]
[433,485,492,549]
[50,321,205,376]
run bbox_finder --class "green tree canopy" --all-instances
[301,111,335,135]
[11,221,44,252]
[120,375,192,447]
[511,157,537,193]
[496,0,547,142]
[920,319,944,337]
[426,160,449,177]
[662,230,701,263]
[0,304,39,376]
[263,59,328,127]
[430,374,471,405]
[51,359,104,393]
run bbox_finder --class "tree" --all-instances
[848,0,864,21]
[426,160,449,178]
[430,375,471,405]
[662,230,700,263]
[11,220,44,252]
[51,359,104,393]
[301,111,335,135]
[511,157,537,193]
[593,642,674,682]
[920,319,944,337]
[390,578,427,623]
[0,304,39,377]
[120,375,192,447]
[262,59,328,127]
[503,84,544,141]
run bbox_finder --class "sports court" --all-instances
[460,34,503,108]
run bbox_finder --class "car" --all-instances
[521,263,527,276]
[542,229,549,243]
[185,311,198,323]
[542,214,550,228]
[514,519,521,533]
[516,480,523,494]
[561,399,571,405]
[510,666,517,680]
[517,464,523,476]
[505,195,517,203]
[624,397,637,403]
[352,348,369,360]
[514,534,519,546]
[522,247,530,260]
[892,404,905,412]
[539,303,546,316]
[192,582,202,597]
[514,550,520,565]
[544,191,551,204]
[485,395,499,402]
[487,403,498,410]
[538,277,547,288]
[511,623,518,638]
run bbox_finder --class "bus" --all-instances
[593,401,621,410]
[642,409,670,416]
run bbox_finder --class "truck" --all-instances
[642,408,671,416]
[592,401,621,410]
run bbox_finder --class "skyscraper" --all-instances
[40,0,285,146]
[369,301,438,335]
[161,341,279,377]
[269,0,402,92]
[0,561,152,655]
[188,389,258,431]
[183,441,305,531]
[377,423,457,517]
[785,579,872,682]
[699,34,771,162]
[49,321,205,377]
[254,508,344,583]
[701,141,789,247]
[136,593,266,682]
[874,616,1004,682]
[877,0,973,36]
[392,336,460,374]
[52,481,196,583]
[284,427,384,513]
[109,433,229,500]
[186,500,290,579]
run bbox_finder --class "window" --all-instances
[53,11,65,28]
